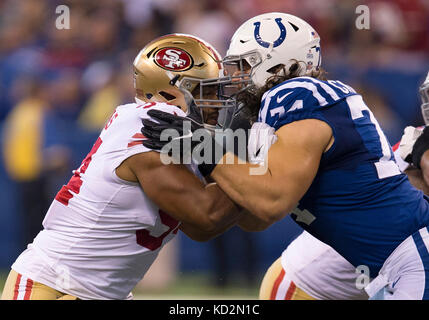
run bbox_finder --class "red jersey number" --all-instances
[55,137,103,206]
[104,112,118,130]
[136,210,180,251]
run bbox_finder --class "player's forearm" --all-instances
[152,179,241,234]
[211,153,291,224]
[198,183,243,233]
[149,172,242,234]
[131,152,240,233]
[211,121,328,224]
[237,210,273,232]
[180,207,240,242]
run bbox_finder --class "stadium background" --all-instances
[0,0,428,298]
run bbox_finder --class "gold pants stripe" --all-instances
[259,257,316,300]
[1,270,78,300]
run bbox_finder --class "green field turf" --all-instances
[134,273,259,300]
[0,270,260,300]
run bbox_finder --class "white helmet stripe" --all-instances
[260,80,327,122]
[300,77,341,101]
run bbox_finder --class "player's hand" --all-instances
[141,109,204,152]
[141,109,223,176]
[398,126,424,163]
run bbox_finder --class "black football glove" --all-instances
[141,109,203,151]
[141,109,224,176]
[412,126,429,169]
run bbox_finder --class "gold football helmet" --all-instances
[134,34,245,130]
[133,34,223,110]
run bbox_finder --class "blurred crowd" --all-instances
[0,0,429,282]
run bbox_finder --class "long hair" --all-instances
[236,60,327,122]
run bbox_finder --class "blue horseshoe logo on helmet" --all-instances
[253,18,287,48]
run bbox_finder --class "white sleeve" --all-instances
[394,125,426,172]
[247,122,278,165]
[394,148,410,172]
[124,102,186,158]
[103,102,186,181]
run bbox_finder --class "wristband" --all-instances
[411,127,429,169]
[196,126,249,177]
[198,162,219,177]
[196,137,226,177]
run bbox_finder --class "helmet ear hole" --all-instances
[159,91,176,101]
[288,61,303,75]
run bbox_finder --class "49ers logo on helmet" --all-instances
[154,47,193,71]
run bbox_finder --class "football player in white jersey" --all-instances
[1,34,245,300]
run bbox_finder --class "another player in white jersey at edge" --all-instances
[141,13,429,300]
[1,34,244,300]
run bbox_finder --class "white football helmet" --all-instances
[224,12,322,88]
[420,71,429,125]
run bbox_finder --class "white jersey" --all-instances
[280,144,408,300]
[12,101,187,300]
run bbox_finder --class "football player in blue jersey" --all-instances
[141,13,429,299]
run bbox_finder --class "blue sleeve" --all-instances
[258,77,356,131]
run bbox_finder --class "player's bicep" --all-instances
[268,119,333,206]
[126,151,240,233]
[126,151,208,224]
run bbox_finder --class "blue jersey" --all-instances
[259,76,429,277]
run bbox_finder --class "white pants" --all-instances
[366,226,429,300]
[281,231,368,300]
